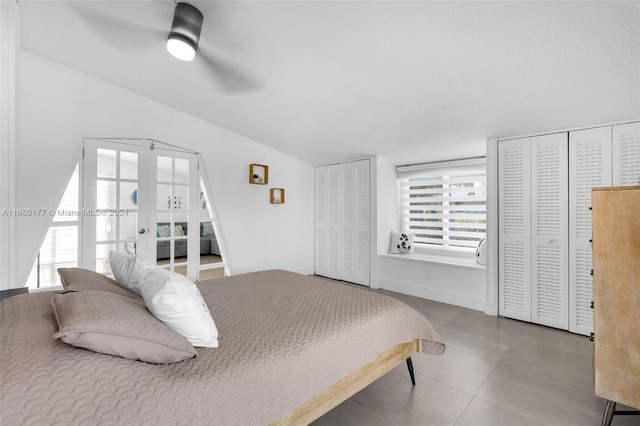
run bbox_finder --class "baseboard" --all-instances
[484,302,496,316]
[380,278,484,311]
[292,265,315,276]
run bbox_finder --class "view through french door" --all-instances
[81,139,223,282]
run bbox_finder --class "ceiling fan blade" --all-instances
[197,47,264,94]
[67,2,166,53]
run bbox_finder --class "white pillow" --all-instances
[139,266,219,348]
[389,231,415,254]
[109,251,153,297]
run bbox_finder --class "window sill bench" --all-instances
[379,253,487,271]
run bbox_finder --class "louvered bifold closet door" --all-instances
[531,133,569,330]
[336,160,370,286]
[613,122,640,186]
[326,165,341,280]
[315,164,342,280]
[499,138,532,322]
[314,160,370,286]
[315,166,329,278]
[353,160,370,285]
[569,127,611,335]
[341,164,355,281]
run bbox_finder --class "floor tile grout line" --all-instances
[421,309,509,401]
[471,395,546,426]
[473,336,513,394]
[452,395,476,426]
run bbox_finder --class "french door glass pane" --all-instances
[174,212,188,236]
[120,151,138,180]
[97,180,116,209]
[173,185,188,209]
[173,240,188,263]
[156,212,171,226]
[96,179,116,209]
[175,158,189,183]
[97,149,117,178]
[119,181,138,210]
[157,184,172,210]
[96,215,116,242]
[120,212,137,240]
[96,243,116,274]
[157,156,172,182]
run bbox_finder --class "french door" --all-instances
[82,140,199,281]
[150,147,199,281]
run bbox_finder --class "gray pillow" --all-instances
[51,290,197,364]
[57,267,142,302]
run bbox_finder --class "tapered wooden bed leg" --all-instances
[406,358,415,386]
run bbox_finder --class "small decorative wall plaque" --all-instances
[249,164,269,185]
[270,188,285,204]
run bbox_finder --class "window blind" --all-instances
[398,158,486,251]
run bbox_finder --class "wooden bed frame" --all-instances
[273,339,422,425]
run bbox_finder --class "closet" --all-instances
[315,159,370,286]
[498,121,640,335]
[498,133,568,329]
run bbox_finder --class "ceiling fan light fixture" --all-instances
[167,3,203,61]
[167,36,196,61]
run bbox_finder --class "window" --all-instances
[398,158,486,252]
[197,175,228,280]
[26,164,80,289]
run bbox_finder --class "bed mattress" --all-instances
[0,269,444,425]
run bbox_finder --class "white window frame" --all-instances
[397,157,487,256]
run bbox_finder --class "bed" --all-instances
[1,269,445,425]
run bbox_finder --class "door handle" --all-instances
[138,228,147,234]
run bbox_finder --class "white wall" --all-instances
[372,157,397,288]
[378,256,487,311]
[8,51,314,289]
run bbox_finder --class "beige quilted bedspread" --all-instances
[1,270,444,425]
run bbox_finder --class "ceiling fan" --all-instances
[67,1,262,94]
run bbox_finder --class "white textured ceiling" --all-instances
[19,1,640,166]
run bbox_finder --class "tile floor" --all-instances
[311,287,639,426]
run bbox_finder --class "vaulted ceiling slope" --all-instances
[19,1,640,166]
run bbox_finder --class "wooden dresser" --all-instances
[592,186,640,425]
